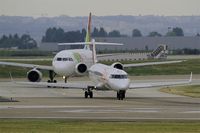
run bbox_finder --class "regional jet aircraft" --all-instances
[15,39,192,100]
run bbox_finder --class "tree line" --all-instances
[42,26,195,43]
[0,26,198,49]
[41,27,128,43]
[132,27,184,37]
[0,34,37,49]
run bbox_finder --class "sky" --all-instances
[0,0,200,17]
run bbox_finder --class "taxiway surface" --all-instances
[0,75,200,121]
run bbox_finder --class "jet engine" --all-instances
[75,63,87,75]
[111,62,124,70]
[27,69,42,82]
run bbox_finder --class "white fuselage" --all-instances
[52,49,130,91]
[52,49,93,76]
[89,63,130,91]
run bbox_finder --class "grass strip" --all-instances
[0,120,200,133]
[160,85,200,98]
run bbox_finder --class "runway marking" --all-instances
[58,109,159,113]
[133,110,160,113]
[0,116,200,120]
[0,105,120,109]
[182,111,200,113]
[0,105,160,113]
[0,106,160,109]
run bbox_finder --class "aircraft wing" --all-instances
[0,61,53,70]
[123,60,184,68]
[97,54,115,58]
[129,73,192,89]
[14,81,94,89]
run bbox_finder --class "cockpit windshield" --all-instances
[110,74,128,79]
[56,57,73,61]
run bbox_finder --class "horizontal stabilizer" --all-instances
[58,42,123,46]
[124,60,185,68]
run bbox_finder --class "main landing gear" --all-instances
[47,70,57,88]
[117,90,126,100]
[84,86,94,98]
[47,70,57,83]
[64,76,68,83]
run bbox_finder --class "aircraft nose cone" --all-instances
[53,62,74,76]
[108,79,130,91]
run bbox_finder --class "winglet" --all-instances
[189,72,192,83]
[9,72,14,82]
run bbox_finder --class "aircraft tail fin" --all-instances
[84,12,92,50]
[90,39,123,64]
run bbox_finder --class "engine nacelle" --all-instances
[75,63,87,75]
[27,69,42,82]
[111,62,124,70]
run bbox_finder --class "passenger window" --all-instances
[110,74,128,79]
[63,58,68,61]
[61,57,73,61]
[69,58,73,61]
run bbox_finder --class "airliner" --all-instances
[0,13,185,85]
[0,13,115,83]
[16,39,192,100]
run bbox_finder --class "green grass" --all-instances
[160,85,200,98]
[0,50,52,57]
[124,59,200,76]
[0,120,200,133]
[100,59,200,76]
[0,59,200,78]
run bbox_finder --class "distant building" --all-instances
[95,37,200,51]
[38,42,58,51]
[38,37,200,52]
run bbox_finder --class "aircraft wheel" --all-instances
[117,91,125,100]
[85,91,88,98]
[53,80,57,83]
[117,92,120,100]
[119,93,123,100]
[122,91,126,99]
[89,91,93,98]
[47,80,51,88]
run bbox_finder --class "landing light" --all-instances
[63,76,66,79]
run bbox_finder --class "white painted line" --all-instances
[0,117,199,120]
[0,105,120,109]
[58,109,159,113]
[131,110,158,113]
[182,111,200,113]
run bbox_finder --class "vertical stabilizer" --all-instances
[84,12,92,50]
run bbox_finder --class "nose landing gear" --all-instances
[117,90,126,100]
[84,86,94,98]
[84,91,93,98]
